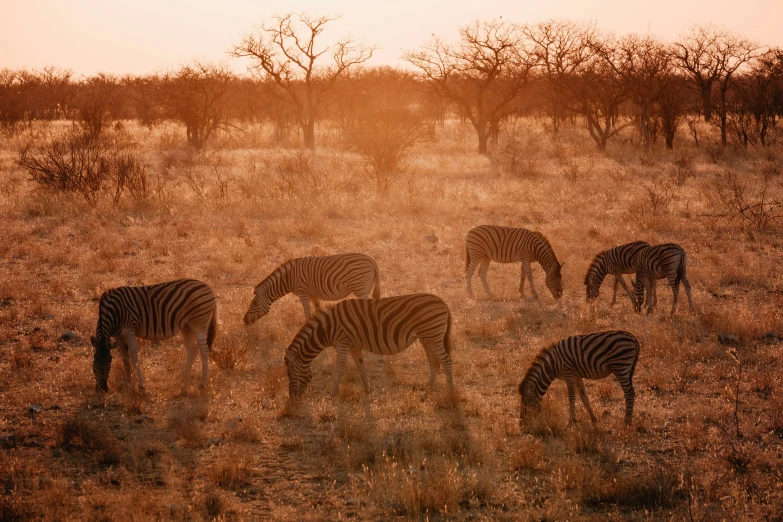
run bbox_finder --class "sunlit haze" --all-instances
[3,0,783,75]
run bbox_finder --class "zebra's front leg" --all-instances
[522,261,539,299]
[478,258,494,299]
[565,374,578,424]
[125,335,146,391]
[297,293,311,318]
[117,339,132,385]
[645,278,656,315]
[576,377,597,424]
[616,275,635,307]
[332,341,350,397]
[351,349,370,394]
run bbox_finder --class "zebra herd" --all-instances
[90,225,694,427]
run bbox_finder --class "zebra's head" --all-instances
[545,262,564,300]
[243,287,272,325]
[91,335,113,392]
[284,351,313,398]
[517,379,542,426]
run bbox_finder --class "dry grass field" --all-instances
[1,119,782,520]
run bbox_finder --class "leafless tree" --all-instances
[74,73,125,140]
[674,25,762,145]
[405,19,535,154]
[232,13,374,149]
[155,63,236,149]
[522,20,595,134]
[596,34,672,149]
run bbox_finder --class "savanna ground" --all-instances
[1,119,782,521]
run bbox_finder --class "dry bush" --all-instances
[671,153,695,186]
[209,449,254,490]
[18,126,149,205]
[702,170,782,232]
[581,466,683,510]
[168,403,208,447]
[60,415,123,467]
[209,330,250,370]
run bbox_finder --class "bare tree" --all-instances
[523,20,595,134]
[674,25,762,145]
[232,13,374,149]
[155,63,236,149]
[596,34,672,149]
[405,19,535,154]
[74,73,125,140]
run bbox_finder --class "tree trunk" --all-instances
[701,89,712,122]
[303,119,315,149]
[477,124,488,154]
[640,103,651,149]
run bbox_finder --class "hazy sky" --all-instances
[2,0,782,76]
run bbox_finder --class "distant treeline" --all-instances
[1,19,782,151]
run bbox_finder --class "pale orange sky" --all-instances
[2,0,782,75]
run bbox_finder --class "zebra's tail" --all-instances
[675,251,687,288]
[444,311,453,356]
[630,335,641,379]
[207,306,218,350]
[372,262,381,299]
[464,243,470,273]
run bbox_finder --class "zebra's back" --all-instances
[294,253,379,300]
[636,243,686,278]
[102,279,216,341]
[554,331,640,379]
[329,294,451,355]
[466,225,544,263]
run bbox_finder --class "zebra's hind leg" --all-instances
[522,260,539,299]
[181,327,197,392]
[351,349,370,393]
[297,293,311,318]
[466,252,478,297]
[194,330,210,389]
[576,377,597,424]
[616,375,636,426]
[683,277,694,313]
[668,276,681,316]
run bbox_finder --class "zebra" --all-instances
[632,243,693,315]
[518,331,640,426]
[284,293,454,399]
[584,241,652,306]
[465,225,564,300]
[244,253,381,324]
[90,279,217,393]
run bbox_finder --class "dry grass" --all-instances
[0,118,781,519]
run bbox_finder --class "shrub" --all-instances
[18,127,149,205]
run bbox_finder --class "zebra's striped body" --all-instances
[584,241,652,305]
[244,253,380,324]
[518,331,640,426]
[633,243,693,315]
[91,279,217,392]
[284,293,454,398]
[465,225,563,300]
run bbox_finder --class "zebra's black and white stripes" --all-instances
[91,279,217,392]
[584,241,652,305]
[465,225,563,300]
[244,253,381,324]
[518,331,640,426]
[284,293,454,398]
[633,243,693,315]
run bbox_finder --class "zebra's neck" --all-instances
[521,349,559,409]
[287,312,332,367]
[262,260,296,301]
[96,294,122,342]
[587,254,609,286]
[530,235,560,275]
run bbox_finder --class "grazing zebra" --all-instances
[518,331,640,426]
[584,241,652,306]
[633,243,693,315]
[91,279,217,393]
[244,253,380,324]
[284,293,454,399]
[465,225,563,300]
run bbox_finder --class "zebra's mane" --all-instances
[530,231,561,270]
[583,250,608,285]
[255,259,296,291]
[285,305,334,363]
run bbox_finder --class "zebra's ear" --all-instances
[110,340,118,349]
[560,262,565,269]
[90,336,97,348]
